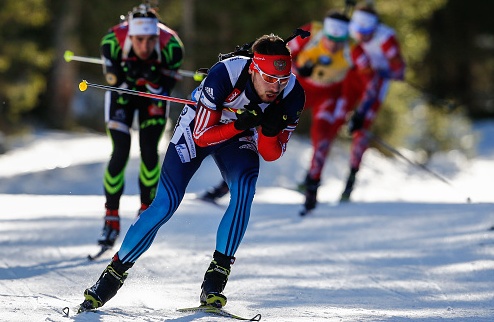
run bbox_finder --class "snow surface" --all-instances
[0,122,493,321]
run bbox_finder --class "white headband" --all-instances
[128,17,159,36]
[350,10,378,34]
[323,17,349,41]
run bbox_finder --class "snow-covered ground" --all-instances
[0,121,493,321]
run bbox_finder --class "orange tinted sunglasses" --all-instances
[252,62,291,85]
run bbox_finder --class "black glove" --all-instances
[234,103,263,131]
[297,61,314,77]
[260,101,288,137]
[348,111,365,134]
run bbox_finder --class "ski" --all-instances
[87,245,111,261]
[178,304,261,321]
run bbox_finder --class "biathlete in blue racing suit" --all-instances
[78,33,305,312]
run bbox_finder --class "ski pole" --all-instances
[64,50,205,81]
[78,80,253,116]
[63,51,103,64]
[78,80,197,105]
[366,131,454,186]
[366,131,473,203]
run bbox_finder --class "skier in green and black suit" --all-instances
[98,2,184,247]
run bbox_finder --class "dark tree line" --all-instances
[1,0,493,136]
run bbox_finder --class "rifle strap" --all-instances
[225,59,252,103]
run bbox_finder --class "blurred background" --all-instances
[1,0,493,160]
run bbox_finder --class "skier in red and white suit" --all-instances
[340,3,406,202]
[288,10,376,213]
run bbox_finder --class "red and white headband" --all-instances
[250,53,292,76]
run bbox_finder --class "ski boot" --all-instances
[300,175,320,216]
[340,168,358,202]
[98,208,120,247]
[200,181,229,204]
[79,254,133,312]
[200,250,235,308]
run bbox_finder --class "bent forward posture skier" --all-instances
[77,33,305,312]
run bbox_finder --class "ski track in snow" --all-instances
[0,126,493,321]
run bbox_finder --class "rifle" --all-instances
[217,28,311,61]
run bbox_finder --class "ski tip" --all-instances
[299,209,310,216]
[87,245,112,261]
